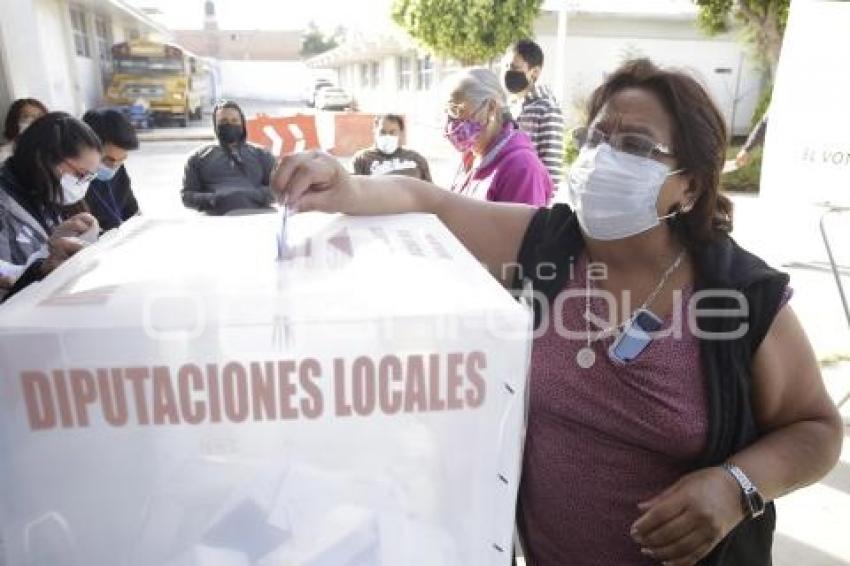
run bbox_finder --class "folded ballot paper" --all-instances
[0,212,532,566]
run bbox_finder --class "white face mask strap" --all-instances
[660,169,691,220]
[660,198,696,221]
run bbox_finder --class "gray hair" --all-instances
[444,67,508,119]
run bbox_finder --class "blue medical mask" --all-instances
[96,164,119,181]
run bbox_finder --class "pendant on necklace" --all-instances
[576,346,596,369]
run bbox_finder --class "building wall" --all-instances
[319,9,763,157]
[175,30,301,60]
[0,0,54,114]
[534,12,763,135]
[218,60,311,102]
[330,53,463,161]
[0,26,11,117]
[0,0,163,120]
[36,0,79,112]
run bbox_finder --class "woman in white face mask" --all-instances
[0,97,48,163]
[352,114,432,182]
[271,59,843,566]
[0,112,101,301]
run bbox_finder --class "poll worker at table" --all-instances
[0,112,101,301]
[272,59,843,566]
[81,108,141,231]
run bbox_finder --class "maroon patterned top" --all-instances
[519,253,709,565]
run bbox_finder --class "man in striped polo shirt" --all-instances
[504,39,565,190]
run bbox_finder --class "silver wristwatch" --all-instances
[722,463,765,519]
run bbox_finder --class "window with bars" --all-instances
[70,7,91,58]
[94,16,112,62]
[397,56,412,90]
[370,61,380,88]
[417,56,434,90]
[360,63,370,88]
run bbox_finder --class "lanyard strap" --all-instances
[91,180,123,225]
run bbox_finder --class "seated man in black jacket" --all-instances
[182,100,275,215]
[82,108,140,231]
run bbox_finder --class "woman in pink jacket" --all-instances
[444,68,553,206]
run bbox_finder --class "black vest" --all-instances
[512,205,790,565]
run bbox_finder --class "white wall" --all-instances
[333,54,459,160]
[0,0,165,118]
[75,56,102,111]
[218,61,311,102]
[533,12,763,135]
[0,0,60,111]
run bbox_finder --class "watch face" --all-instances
[747,489,766,518]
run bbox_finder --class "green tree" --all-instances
[392,0,544,66]
[694,0,789,81]
[301,22,340,57]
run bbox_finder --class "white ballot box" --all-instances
[0,212,531,566]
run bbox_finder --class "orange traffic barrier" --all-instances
[329,112,378,157]
[246,113,320,157]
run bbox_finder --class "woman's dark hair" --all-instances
[7,112,102,208]
[3,98,48,141]
[586,58,733,248]
[375,113,405,131]
[82,108,139,150]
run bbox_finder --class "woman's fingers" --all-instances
[273,151,334,204]
[637,507,693,550]
[50,237,84,259]
[632,493,686,540]
[272,150,354,214]
[74,212,98,230]
[642,526,706,563]
[272,153,301,202]
[54,213,98,238]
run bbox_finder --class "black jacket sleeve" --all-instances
[117,166,140,219]
[181,151,216,211]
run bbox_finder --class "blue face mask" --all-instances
[96,164,119,181]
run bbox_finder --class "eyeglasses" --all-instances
[444,100,487,120]
[63,160,98,184]
[571,126,675,160]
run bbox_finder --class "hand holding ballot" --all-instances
[42,213,99,275]
[273,150,359,214]
[272,150,443,219]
